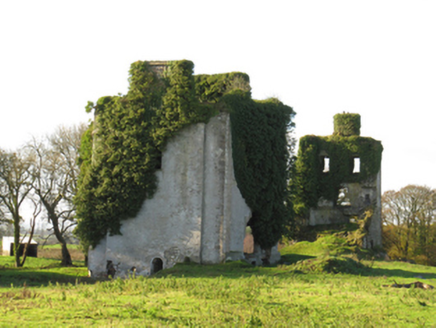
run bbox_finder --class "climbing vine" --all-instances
[194,72,250,103]
[333,113,361,136]
[75,60,214,248]
[291,117,383,218]
[75,60,295,251]
[223,91,295,250]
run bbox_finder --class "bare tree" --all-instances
[30,124,86,266]
[0,149,36,267]
[19,198,41,266]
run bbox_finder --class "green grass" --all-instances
[0,256,87,287]
[38,244,82,250]
[1,240,436,327]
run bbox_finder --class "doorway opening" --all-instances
[151,257,163,274]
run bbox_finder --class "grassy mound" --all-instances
[291,255,368,274]
[281,228,375,274]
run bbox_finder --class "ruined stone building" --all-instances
[294,113,383,248]
[82,61,290,278]
[89,112,253,277]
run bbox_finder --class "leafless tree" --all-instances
[0,148,36,267]
[30,124,87,266]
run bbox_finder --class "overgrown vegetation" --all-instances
[333,112,361,136]
[226,92,294,251]
[291,113,383,218]
[75,60,210,249]
[75,60,295,252]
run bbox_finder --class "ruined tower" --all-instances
[79,60,292,278]
[293,113,383,248]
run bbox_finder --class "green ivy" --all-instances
[291,119,383,218]
[75,60,211,248]
[194,72,250,103]
[75,60,295,251]
[333,113,361,136]
[223,91,295,249]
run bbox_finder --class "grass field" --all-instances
[1,240,436,327]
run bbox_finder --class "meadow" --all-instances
[1,241,436,327]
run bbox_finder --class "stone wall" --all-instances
[304,114,383,248]
[309,171,382,248]
[88,112,251,278]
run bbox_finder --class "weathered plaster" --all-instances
[88,112,252,278]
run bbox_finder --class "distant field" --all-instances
[0,240,435,327]
[38,244,85,262]
[39,244,81,250]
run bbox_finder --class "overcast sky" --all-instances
[1,1,435,193]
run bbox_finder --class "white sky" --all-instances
[1,0,435,193]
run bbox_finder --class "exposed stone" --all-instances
[88,112,253,278]
[305,114,383,248]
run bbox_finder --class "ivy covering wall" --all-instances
[292,113,383,218]
[224,92,295,249]
[333,113,361,136]
[74,60,295,251]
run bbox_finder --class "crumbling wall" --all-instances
[294,113,383,248]
[88,112,251,278]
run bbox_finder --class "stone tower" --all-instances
[80,60,292,278]
[294,113,383,248]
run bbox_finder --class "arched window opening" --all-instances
[151,257,163,274]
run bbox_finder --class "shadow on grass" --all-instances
[153,259,436,281]
[2,258,435,287]
[363,266,436,280]
[280,254,316,264]
[0,267,94,287]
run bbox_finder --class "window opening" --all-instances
[323,157,330,173]
[353,157,360,173]
[151,257,163,274]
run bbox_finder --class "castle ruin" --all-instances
[294,113,383,248]
[82,61,289,278]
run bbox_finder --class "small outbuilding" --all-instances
[2,236,38,257]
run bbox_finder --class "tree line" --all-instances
[382,185,436,266]
[0,124,86,267]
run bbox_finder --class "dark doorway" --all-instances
[151,258,163,274]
